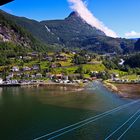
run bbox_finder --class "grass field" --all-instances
[54,64,106,74]
[109,69,128,76]
[121,75,140,80]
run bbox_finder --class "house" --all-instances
[84,78,92,82]
[24,74,30,78]
[91,71,98,77]
[72,52,76,55]
[50,63,61,68]
[16,73,22,77]
[5,80,19,84]
[68,74,81,80]
[31,75,36,79]
[73,80,82,83]
[43,56,53,62]
[11,66,19,72]
[63,76,69,81]
[23,66,31,71]
[6,73,14,80]
[27,52,38,58]
[0,78,3,84]
[114,74,119,77]
[50,63,57,68]
[113,78,120,82]
[19,56,23,59]
[111,73,119,80]
[85,54,91,60]
[56,54,67,61]
[23,56,32,60]
[63,80,70,84]
[91,77,97,80]
[32,65,40,70]
[36,73,42,78]
[46,73,53,79]
[55,74,63,79]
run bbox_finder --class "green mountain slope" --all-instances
[0,10,59,44]
[0,10,136,53]
[0,10,54,53]
[41,12,105,42]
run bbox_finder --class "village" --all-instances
[0,50,140,87]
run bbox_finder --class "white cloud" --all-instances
[67,0,118,38]
[125,31,140,38]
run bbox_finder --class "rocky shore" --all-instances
[103,81,140,99]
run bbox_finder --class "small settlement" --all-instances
[0,51,140,87]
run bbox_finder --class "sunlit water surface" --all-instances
[0,81,139,140]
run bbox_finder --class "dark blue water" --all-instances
[0,81,139,140]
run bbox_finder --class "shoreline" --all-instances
[0,82,88,91]
[103,81,140,99]
[1,81,140,98]
[39,82,87,91]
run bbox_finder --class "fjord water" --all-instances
[0,81,139,140]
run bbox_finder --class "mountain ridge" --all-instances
[0,10,137,53]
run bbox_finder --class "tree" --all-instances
[124,54,140,68]
[73,54,87,64]
[75,65,84,79]
[62,68,68,75]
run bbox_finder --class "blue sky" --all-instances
[0,0,140,38]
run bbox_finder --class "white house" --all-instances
[32,65,39,70]
[0,78,3,84]
[6,73,14,80]
[36,73,42,78]
[31,75,36,79]
[23,66,31,71]
[12,66,19,72]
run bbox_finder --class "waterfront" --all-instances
[0,81,140,140]
[115,84,140,98]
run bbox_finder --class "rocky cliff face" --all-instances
[0,10,50,51]
[0,24,31,48]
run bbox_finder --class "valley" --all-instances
[0,9,140,96]
[0,1,140,140]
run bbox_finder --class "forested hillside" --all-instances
[0,10,137,54]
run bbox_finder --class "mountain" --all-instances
[41,12,105,43]
[1,11,105,44]
[0,10,59,44]
[0,10,137,53]
[0,10,54,53]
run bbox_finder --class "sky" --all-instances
[0,0,140,38]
